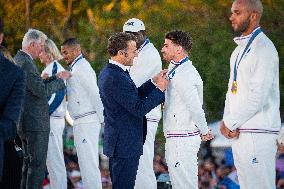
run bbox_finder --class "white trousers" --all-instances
[46,117,67,189]
[165,135,201,189]
[73,120,102,189]
[232,133,277,189]
[134,121,158,189]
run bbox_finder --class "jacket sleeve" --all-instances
[76,64,104,123]
[223,45,279,130]
[175,72,208,135]
[223,54,234,120]
[44,77,65,97]
[0,70,26,140]
[111,75,164,118]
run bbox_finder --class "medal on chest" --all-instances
[231,81,238,94]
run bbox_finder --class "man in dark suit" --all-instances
[14,29,65,189]
[0,53,26,182]
[98,32,169,189]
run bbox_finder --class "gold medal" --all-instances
[231,81,238,94]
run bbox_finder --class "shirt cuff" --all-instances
[223,116,238,131]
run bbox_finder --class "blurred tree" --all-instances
[0,0,282,125]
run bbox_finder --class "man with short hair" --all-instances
[220,0,280,188]
[98,32,168,189]
[122,18,162,189]
[58,38,104,189]
[161,30,213,189]
[14,29,65,189]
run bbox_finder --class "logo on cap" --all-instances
[126,22,135,26]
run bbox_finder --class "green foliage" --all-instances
[0,0,283,122]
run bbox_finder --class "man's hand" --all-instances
[277,141,284,153]
[220,120,239,139]
[152,69,168,83]
[41,73,49,80]
[57,71,72,80]
[153,69,169,91]
[201,129,214,141]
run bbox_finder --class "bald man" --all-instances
[220,0,280,189]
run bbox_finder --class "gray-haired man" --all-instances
[14,29,65,189]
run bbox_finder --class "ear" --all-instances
[118,50,124,56]
[250,11,258,22]
[176,46,183,55]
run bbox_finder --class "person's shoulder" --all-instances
[143,43,160,56]
[255,32,277,53]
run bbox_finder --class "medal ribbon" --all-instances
[233,28,262,82]
[167,56,190,80]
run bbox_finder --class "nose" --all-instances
[229,14,234,21]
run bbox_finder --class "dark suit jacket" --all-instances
[0,54,26,177]
[98,63,165,158]
[14,50,65,133]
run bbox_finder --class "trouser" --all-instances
[46,117,67,189]
[232,133,277,189]
[20,131,49,189]
[134,121,158,189]
[73,120,102,189]
[0,135,23,189]
[165,135,201,189]
[109,155,140,189]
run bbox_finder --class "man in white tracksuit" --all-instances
[59,38,104,189]
[220,1,281,189]
[122,18,162,189]
[40,39,67,189]
[161,31,213,189]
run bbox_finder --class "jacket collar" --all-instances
[233,27,261,46]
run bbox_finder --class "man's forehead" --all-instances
[231,0,247,11]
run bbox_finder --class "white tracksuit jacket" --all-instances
[163,58,208,189]
[223,28,280,189]
[67,54,104,189]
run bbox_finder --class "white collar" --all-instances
[233,27,261,46]
[70,54,83,68]
[45,60,57,69]
[20,50,33,60]
[109,59,128,71]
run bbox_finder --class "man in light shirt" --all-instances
[161,30,213,189]
[58,38,104,189]
[220,0,281,188]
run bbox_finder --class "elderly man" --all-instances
[14,29,65,189]
[220,0,281,189]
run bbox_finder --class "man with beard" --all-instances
[220,0,280,189]
[161,30,213,189]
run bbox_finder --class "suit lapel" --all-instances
[107,63,136,86]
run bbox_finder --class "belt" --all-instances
[238,128,279,134]
[73,111,97,120]
[166,130,200,138]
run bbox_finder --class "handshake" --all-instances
[152,69,170,92]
